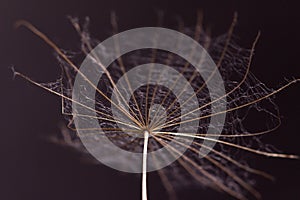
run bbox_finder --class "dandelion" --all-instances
[14,11,299,200]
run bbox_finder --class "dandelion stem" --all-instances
[142,130,149,200]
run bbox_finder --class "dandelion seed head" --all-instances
[14,12,299,200]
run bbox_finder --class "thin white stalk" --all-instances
[142,131,149,200]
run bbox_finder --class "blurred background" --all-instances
[1,0,299,199]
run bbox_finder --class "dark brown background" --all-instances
[1,0,300,199]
